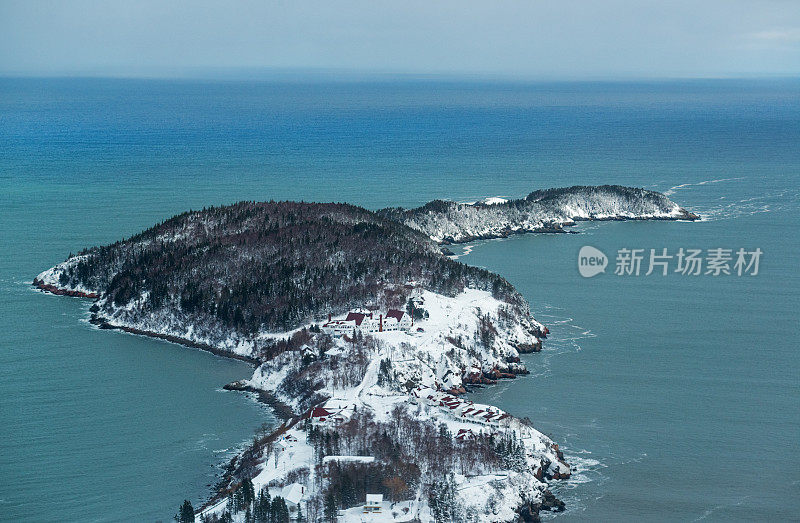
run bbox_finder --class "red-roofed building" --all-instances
[386,309,412,331]
[455,429,475,441]
[345,312,367,326]
[322,307,412,336]
[308,407,333,421]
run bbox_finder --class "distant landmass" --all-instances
[380,185,698,244]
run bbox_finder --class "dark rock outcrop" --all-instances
[33,278,99,299]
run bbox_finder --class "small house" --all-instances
[281,483,306,516]
[307,406,333,423]
[363,493,383,513]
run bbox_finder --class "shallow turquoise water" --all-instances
[1,78,798,521]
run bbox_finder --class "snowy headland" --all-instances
[32,186,696,521]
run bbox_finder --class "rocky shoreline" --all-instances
[222,380,296,420]
[436,223,576,245]
[88,313,261,365]
[518,491,567,522]
[33,278,99,299]
[35,277,261,366]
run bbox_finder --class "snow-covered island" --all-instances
[379,185,699,244]
[33,186,696,522]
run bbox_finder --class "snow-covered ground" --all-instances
[200,288,568,522]
[32,187,701,521]
[477,197,509,206]
[250,288,543,405]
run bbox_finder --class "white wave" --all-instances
[692,493,754,521]
[663,177,745,196]
[536,309,597,356]
[450,244,476,259]
[699,187,799,221]
[190,432,223,452]
[543,448,610,519]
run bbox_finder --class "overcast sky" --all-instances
[1,0,799,79]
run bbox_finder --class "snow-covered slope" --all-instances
[249,288,543,409]
[380,185,699,244]
[477,196,509,206]
[201,288,568,522]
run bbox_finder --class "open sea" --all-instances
[1,77,798,521]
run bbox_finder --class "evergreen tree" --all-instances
[254,488,271,522]
[429,475,461,523]
[271,496,290,523]
[340,474,356,508]
[324,491,338,522]
[233,487,245,513]
[227,492,236,514]
[242,477,256,509]
[177,499,194,523]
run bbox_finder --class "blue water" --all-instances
[1,77,798,521]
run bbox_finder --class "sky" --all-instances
[1,0,799,79]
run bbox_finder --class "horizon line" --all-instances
[1,67,798,83]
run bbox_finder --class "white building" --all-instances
[386,309,412,331]
[321,308,413,337]
[321,318,358,337]
[364,494,383,513]
[281,483,306,517]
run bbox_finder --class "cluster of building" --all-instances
[411,387,513,427]
[321,308,413,337]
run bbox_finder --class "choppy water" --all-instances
[1,77,798,521]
